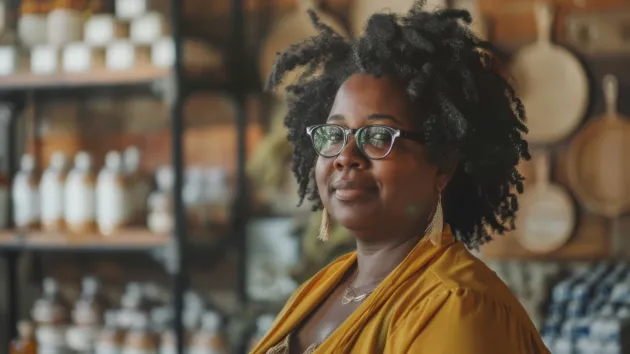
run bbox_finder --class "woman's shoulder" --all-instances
[396,241,540,332]
[393,245,549,353]
[428,241,518,302]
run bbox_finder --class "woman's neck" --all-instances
[353,234,422,288]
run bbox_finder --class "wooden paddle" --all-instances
[567,75,630,218]
[515,149,576,253]
[509,1,589,144]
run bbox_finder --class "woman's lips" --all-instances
[331,180,378,202]
[334,188,374,201]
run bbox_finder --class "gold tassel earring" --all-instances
[318,210,331,242]
[426,191,444,246]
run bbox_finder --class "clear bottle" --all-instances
[147,166,173,234]
[248,314,275,352]
[123,146,151,226]
[73,276,108,326]
[121,313,157,354]
[12,154,39,230]
[118,282,149,331]
[32,278,71,354]
[94,310,123,354]
[9,321,37,354]
[0,158,9,229]
[40,152,68,232]
[184,167,206,231]
[96,151,128,236]
[189,311,228,354]
[65,151,96,234]
[32,277,69,325]
[67,276,108,353]
[204,168,231,226]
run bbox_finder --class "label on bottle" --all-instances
[65,174,95,229]
[41,174,65,226]
[97,173,127,235]
[0,186,8,228]
[13,175,39,227]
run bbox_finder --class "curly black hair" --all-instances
[266,0,530,249]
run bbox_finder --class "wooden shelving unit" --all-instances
[0,228,168,251]
[0,66,171,91]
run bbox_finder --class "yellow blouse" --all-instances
[250,226,550,354]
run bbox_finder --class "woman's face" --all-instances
[315,74,449,242]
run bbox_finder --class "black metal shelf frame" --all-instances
[0,0,248,353]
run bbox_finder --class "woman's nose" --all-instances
[333,136,369,170]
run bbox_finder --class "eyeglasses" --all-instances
[306,124,425,160]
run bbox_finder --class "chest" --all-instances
[291,286,362,353]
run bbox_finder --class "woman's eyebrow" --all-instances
[367,113,403,125]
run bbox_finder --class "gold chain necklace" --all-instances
[340,271,379,305]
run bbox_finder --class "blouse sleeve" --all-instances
[397,288,550,354]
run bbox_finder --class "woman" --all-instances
[251,1,549,353]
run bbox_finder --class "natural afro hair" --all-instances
[266,0,530,250]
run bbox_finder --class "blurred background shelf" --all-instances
[0,67,171,91]
[0,227,232,253]
[0,228,169,252]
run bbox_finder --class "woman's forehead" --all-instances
[329,74,415,128]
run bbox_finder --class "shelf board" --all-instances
[0,67,171,91]
[0,226,232,253]
[0,228,170,252]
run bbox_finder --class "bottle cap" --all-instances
[105,151,122,171]
[201,311,222,331]
[123,146,141,174]
[82,276,100,295]
[20,154,35,171]
[50,152,67,170]
[43,277,58,295]
[74,152,92,170]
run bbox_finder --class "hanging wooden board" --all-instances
[567,75,630,218]
[565,10,630,55]
[259,0,348,98]
[509,2,589,144]
[514,149,576,253]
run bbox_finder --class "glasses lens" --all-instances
[358,126,394,159]
[312,125,345,157]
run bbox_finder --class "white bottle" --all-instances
[12,154,39,230]
[96,151,128,236]
[40,152,68,232]
[65,152,96,234]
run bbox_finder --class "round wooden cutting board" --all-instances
[509,2,589,144]
[567,75,630,218]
